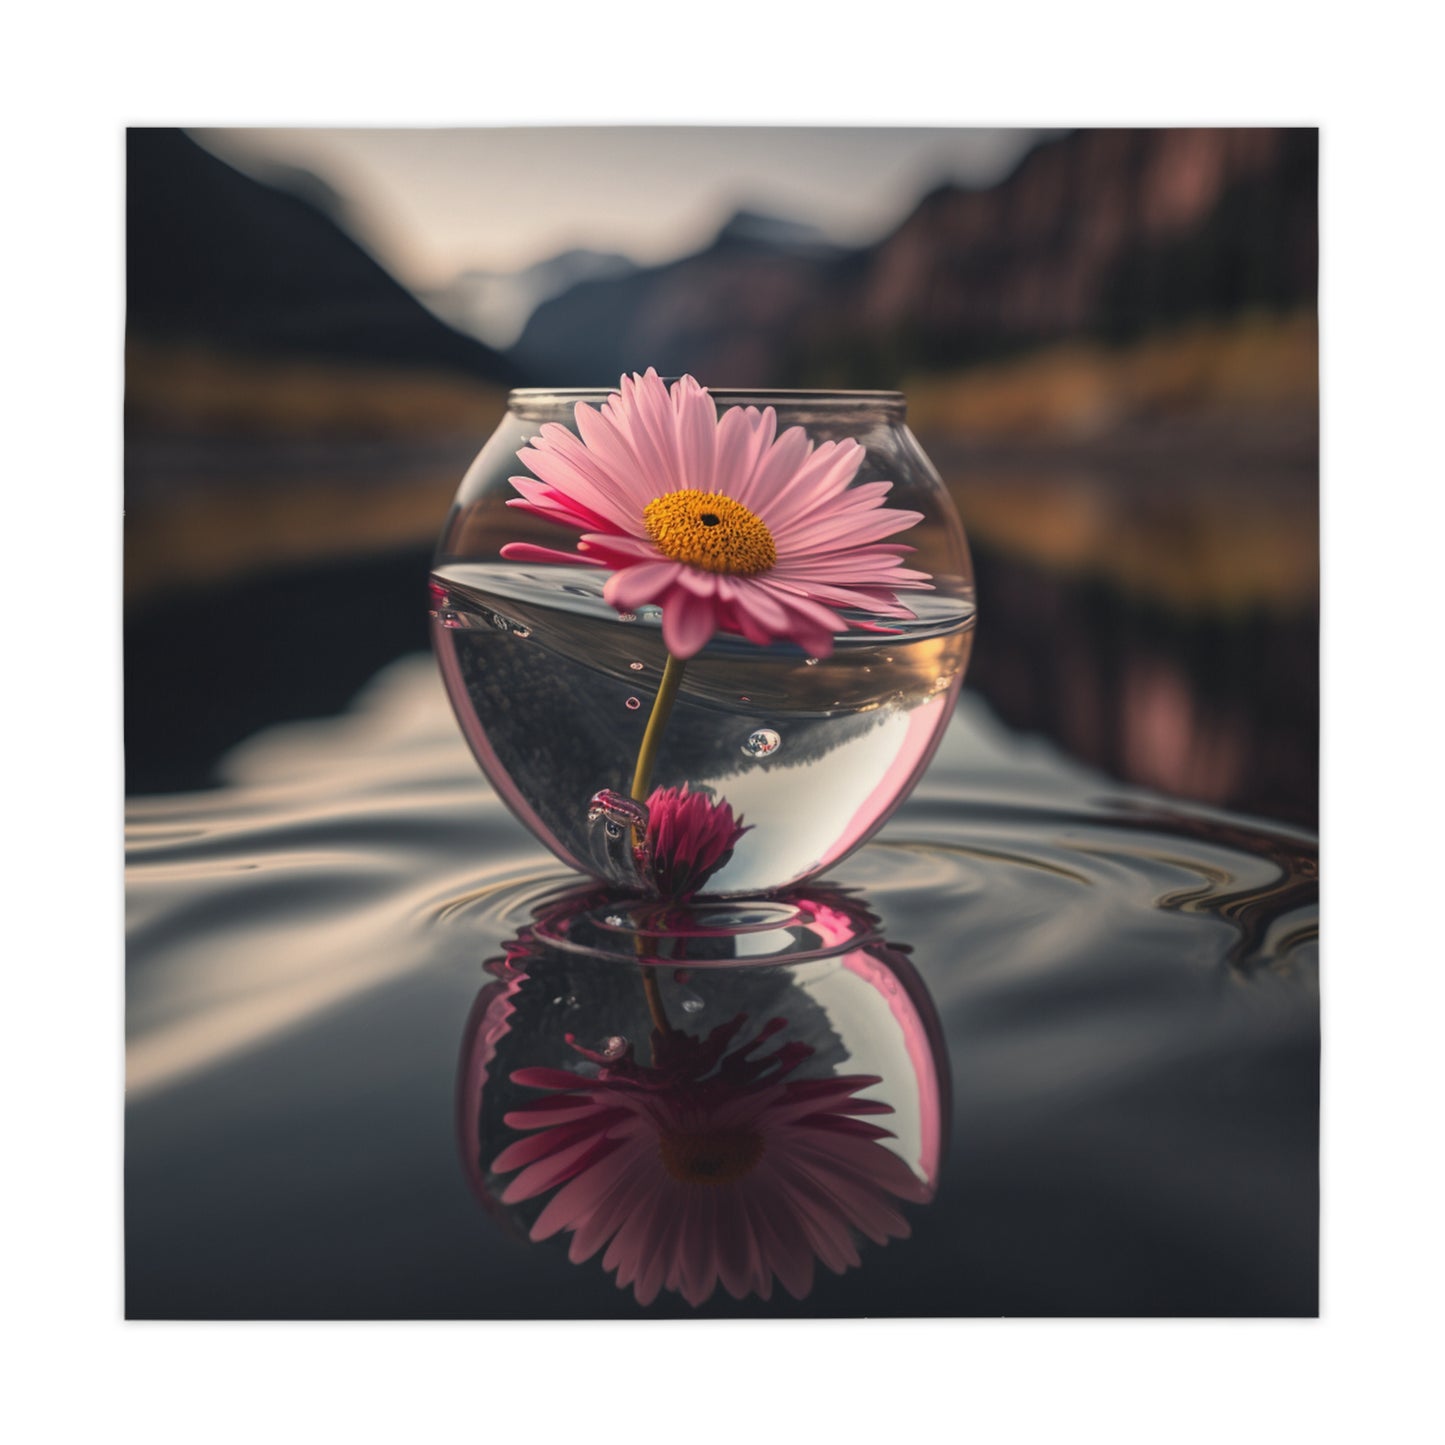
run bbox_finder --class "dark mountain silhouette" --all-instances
[708,208,843,252]
[510,127,1317,387]
[126,128,518,383]
[824,126,1318,379]
[510,206,852,385]
[423,246,640,348]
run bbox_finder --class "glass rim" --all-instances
[508,386,907,419]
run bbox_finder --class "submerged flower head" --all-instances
[491,1014,930,1307]
[643,784,748,899]
[500,370,932,659]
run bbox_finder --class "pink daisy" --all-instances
[491,1014,932,1307]
[499,369,933,659]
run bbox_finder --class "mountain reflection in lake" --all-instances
[125,656,1317,1318]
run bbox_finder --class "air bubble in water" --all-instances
[738,695,751,703]
[588,789,650,833]
[513,625,531,638]
[629,661,644,671]
[625,697,641,710]
[601,1035,628,1060]
[604,914,625,927]
[742,728,782,758]
[804,657,819,666]
[679,993,705,1015]
[617,611,637,623]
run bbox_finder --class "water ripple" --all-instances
[126,655,1316,1097]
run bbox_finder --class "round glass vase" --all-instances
[431,386,976,897]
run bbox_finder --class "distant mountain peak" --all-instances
[711,209,841,253]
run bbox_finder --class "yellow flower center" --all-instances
[658,1126,765,1186]
[643,490,777,576]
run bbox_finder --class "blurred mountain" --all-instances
[511,206,853,384]
[509,127,1317,387]
[126,128,517,383]
[124,128,515,601]
[827,127,1318,379]
[423,247,640,349]
[241,161,353,228]
[709,209,843,252]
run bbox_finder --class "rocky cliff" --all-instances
[511,127,1318,387]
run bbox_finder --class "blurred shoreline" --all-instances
[125,311,1316,613]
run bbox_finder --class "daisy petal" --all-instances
[602,561,684,611]
[660,586,719,659]
[499,542,606,568]
[502,372,934,652]
[719,405,778,508]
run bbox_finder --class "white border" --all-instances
[6,1,1441,1440]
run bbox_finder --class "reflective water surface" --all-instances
[125,655,1318,1317]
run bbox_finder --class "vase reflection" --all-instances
[456,884,949,1308]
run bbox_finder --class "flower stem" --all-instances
[622,652,687,1047]
[640,968,670,1035]
[628,655,686,1046]
[630,652,687,803]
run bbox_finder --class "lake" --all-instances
[125,653,1318,1317]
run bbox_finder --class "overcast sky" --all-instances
[195,126,1051,287]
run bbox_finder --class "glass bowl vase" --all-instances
[431,382,976,897]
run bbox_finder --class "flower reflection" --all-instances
[493,1014,929,1307]
[458,885,947,1310]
